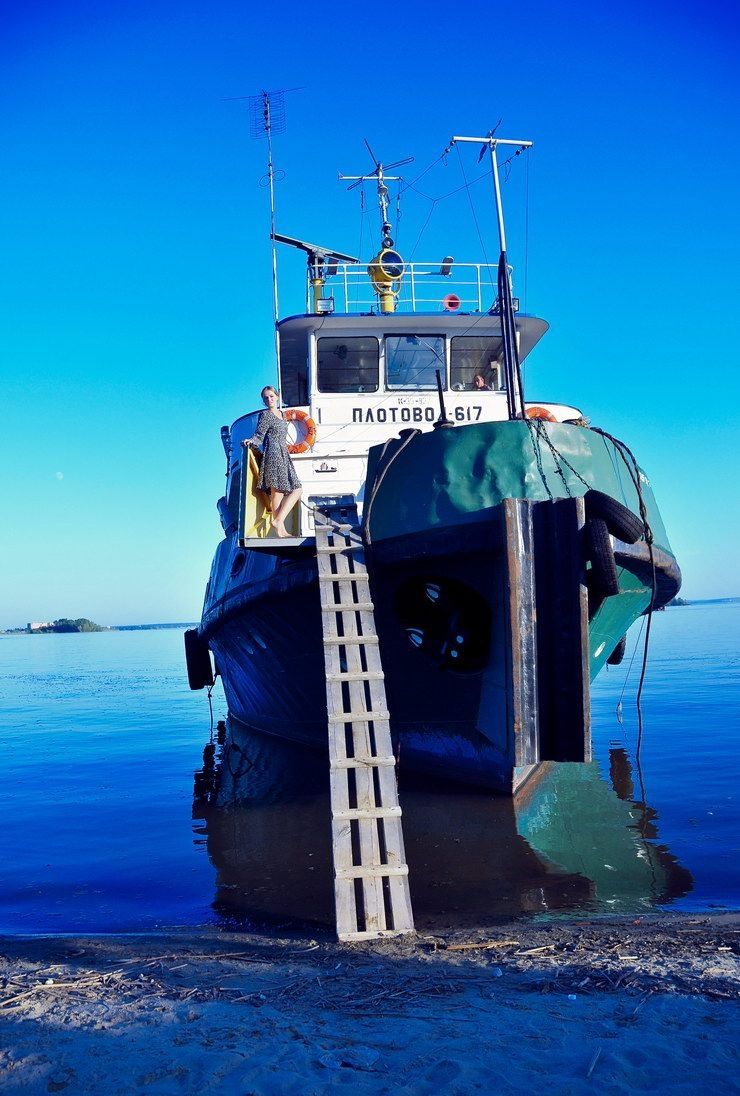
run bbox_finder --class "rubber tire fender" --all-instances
[584,489,644,544]
[185,628,214,690]
[585,517,620,598]
[607,634,627,665]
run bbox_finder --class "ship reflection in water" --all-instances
[193,724,693,932]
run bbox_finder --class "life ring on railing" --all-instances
[525,406,558,422]
[443,293,461,311]
[284,409,318,454]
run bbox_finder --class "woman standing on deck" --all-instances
[245,386,302,538]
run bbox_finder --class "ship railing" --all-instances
[309,261,503,315]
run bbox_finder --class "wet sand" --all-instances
[1,915,738,1094]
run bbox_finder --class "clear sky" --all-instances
[1,0,738,626]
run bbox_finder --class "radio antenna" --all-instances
[223,86,303,393]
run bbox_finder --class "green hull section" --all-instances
[366,420,672,555]
[365,420,680,692]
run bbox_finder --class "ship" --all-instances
[186,127,681,801]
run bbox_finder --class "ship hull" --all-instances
[200,429,680,793]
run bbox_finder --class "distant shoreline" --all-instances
[3,599,738,636]
[1,622,198,635]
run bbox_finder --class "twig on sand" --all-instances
[586,1047,602,1079]
[0,968,133,1010]
[446,940,520,952]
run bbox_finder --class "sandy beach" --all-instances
[1,915,738,1094]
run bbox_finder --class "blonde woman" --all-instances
[245,386,302,538]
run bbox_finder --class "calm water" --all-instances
[0,604,737,934]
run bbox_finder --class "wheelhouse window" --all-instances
[317,336,379,393]
[279,326,309,406]
[450,336,504,392]
[386,335,445,390]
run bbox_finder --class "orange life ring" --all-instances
[525,406,558,422]
[284,409,318,454]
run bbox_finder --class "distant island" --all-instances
[24,618,108,634]
[1,620,199,635]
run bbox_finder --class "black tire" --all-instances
[584,489,644,544]
[585,518,619,597]
[184,628,214,690]
[607,634,627,665]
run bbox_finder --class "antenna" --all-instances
[223,86,303,393]
[339,141,414,249]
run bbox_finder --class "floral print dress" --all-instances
[252,411,302,493]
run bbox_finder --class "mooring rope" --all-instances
[590,427,658,761]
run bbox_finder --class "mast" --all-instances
[449,134,533,419]
[340,142,413,313]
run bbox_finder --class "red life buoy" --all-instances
[443,293,461,311]
[526,406,558,422]
[284,409,318,454]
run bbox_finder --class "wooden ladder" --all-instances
[314,500,414,942]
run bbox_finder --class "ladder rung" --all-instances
[315,520,356,532]
[324,635,379,646]
[334,806,402,820]
[339,928,413,941]
[335,863,409,879]
[330,755,396,769]
[319,573,369,583]
[317,543,362,554]
[326,670,384,683]
[321,602,374,612]
[328,710,390,723]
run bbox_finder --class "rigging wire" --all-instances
[354,183,366,308]
[616,616,647,724]
[523,149,531,385]
[523,148,531,316]
[400,147,527,263]
[456,143,495,284]
[590,426,658,763]
[394,179,402,249]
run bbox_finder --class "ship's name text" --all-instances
[351,405,482,424]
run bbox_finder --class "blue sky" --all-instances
[1,0,738,626]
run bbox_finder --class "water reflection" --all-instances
[193,724,693,931]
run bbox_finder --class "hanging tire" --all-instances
[185,628,214,690]
[607,634,627,665]
[585,517,619,597]
[584,489,644,544]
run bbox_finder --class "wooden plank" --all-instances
[343,531,414,931]
[332,538,413,933]
[326,670,385,683]
[328,710,391,724]
[336,864,409,879]
[330,756,397,769]
[317,543,363,554]
[334,806,403,820]
[314,503,413,940]
[329,532,386,932]
[502,498,539,767]
[317,516,383,933]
